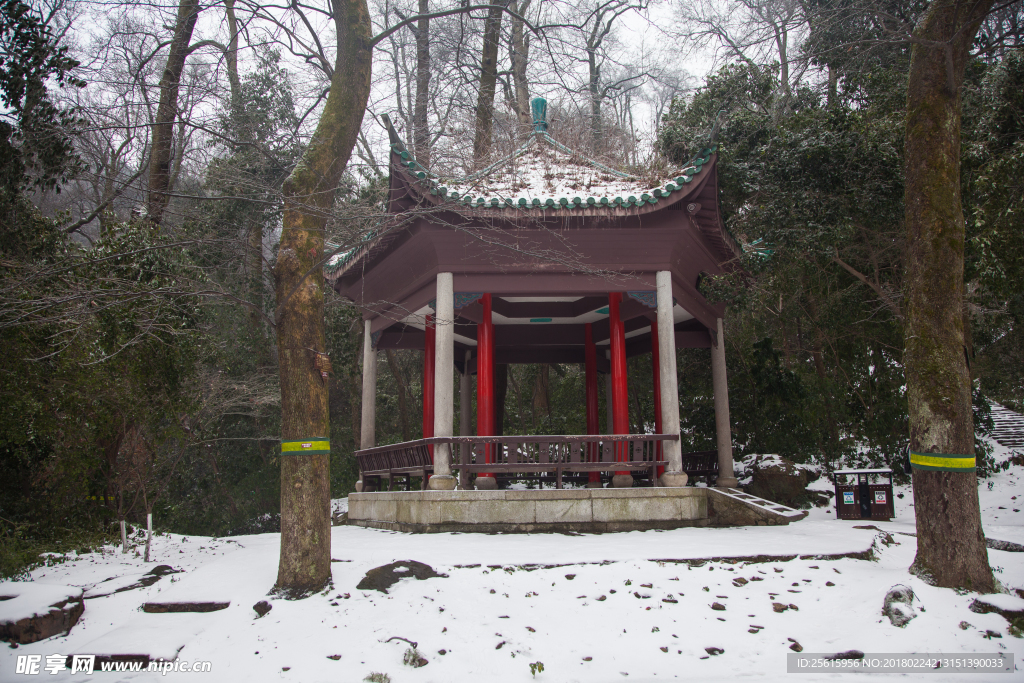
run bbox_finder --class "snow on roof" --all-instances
[323,103,718,276]
[436,135,694,206]
[386,99,715,210]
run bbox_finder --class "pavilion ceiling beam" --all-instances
[670,277,722,332]
[367,282,437,335]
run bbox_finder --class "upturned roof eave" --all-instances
[324,152,734,283]
[395,148,712,217]
[325,113,733,280]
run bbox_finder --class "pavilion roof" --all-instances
[383,98,717,211]
[324,99,739,281]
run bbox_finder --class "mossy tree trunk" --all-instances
[273,0,372,596]
[472,0,508,160]
[508,0,532,126]
[413,0,431,166]
[904,0,994,591]
[146,0,201,225]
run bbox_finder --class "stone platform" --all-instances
[348,487,806,533]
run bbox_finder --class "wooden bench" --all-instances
[681,450,719,484]
[356,435,680,491]
[458,460,664,489]
[454,436,670,489]
[356,442,434,491]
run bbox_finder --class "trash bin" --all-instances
[833,469,895,521]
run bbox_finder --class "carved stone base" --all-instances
[474,475,497,490]
[427,475,456,491]
[660,471,689,487]
[716,477,739,488]
[611,474,634,488]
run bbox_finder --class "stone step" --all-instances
[987,401,1024,450]
[706,488,807,527]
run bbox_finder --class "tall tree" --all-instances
[146,0,201,225]
[508,0,532,125]
[270,0,533,596]
[903,0,996,590]
[473,0,509,160]
[413,0,431,166]
[273,0,373,595]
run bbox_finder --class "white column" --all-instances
[459,349,472,489]
[360,319,376,450]
[712,316,738,488]
[656,271,687,487]
[357,319,377,493]
[429,272,457,489]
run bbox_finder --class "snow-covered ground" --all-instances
[4,439,1024,682]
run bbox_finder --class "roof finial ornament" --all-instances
[531,97,548,134]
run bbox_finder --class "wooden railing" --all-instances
[355,434,680,490]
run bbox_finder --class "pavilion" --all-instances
[326,99,806,531]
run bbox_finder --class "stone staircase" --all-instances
[706,487,808,526]
[989,401,1024,449]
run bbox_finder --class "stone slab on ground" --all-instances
[142,602,230,613]
[0,583,84,644]
[84,565,182,599]
[69,613,218,662]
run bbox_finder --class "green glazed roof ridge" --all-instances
[387,125,718,211]
[539,134,632,179]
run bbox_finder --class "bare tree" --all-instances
[473,0,511,159]
[672,0,807,105]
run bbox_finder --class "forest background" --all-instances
[1,0,1022,577]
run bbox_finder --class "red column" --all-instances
[651,320,664,477]
[608,293,629,473]
[423,314,435,461]
[585,323,600,484]
[477,294,495,480]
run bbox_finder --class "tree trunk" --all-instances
[508,0,531,126]
[904,0,994,591]
[145,511,153,562]
[588,47,601,153]
[147,0,201,226]
[494,363,508,436]
[206,449,239,516]
[532,363,549,418]
[224,0,241,106]
[247,222,266,359]
[773,24,791,105]
[827,65,837,108]
[228,0,263,353]
[273,0,373,597]
[413,0,431,166]
[473,0,509,161]
[386,349,411,440]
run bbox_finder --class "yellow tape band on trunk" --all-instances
[909,451,976,472]
[281,438,331,456]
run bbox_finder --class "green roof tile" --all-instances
[385,120,715,212]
